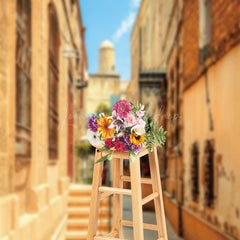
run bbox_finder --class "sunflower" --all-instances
[97,116,115,139]
[129,132,146,145]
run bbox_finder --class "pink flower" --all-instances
[137,119,146,127]
[125,113,137,127]
[136,110,145,117]
[113,100,132,119]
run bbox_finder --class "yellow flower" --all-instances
[97,116,115,139]
[129,133,146,145]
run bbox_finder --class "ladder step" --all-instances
[94,237,125,240]
[142,192,159,205]
[120,176,152,184]
[120,220,158,231]
[98,186,132,195]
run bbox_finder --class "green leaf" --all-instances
[99,145,110,152]
[129,151,138,163]
[95,152,113,164]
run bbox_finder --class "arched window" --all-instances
[15,0,32,161]
[204,140,215,207]
[48,4,60,160]
[191,142,199,202]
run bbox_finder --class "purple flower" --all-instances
[124,145,130,152]
[125,135,131,146]
[131,144,141,153]
[88,115,99,132]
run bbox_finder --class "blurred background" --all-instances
[0,0,239,240]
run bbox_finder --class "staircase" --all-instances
[66,184,110,240]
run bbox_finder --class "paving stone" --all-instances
[122,196,183,240]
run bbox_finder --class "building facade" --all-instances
[0,0,86,239]
[86,40,121,116]
[128,0,240,240]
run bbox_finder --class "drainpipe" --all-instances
[204,67,214,131]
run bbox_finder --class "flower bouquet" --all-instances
[87,100,167,163]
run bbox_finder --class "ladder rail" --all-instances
[120,175,152,184]
[98,186,132,195]
[142,192,159,206]
[88,146,168,240]
[120,220,158,231]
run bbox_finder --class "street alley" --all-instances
[122,196,182,240]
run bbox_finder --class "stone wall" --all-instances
[183,44,240,240]
[212,0,240,60]
[0,0,85,239]
[129,0,240,239]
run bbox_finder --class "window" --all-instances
[199,0,212,64]
[191,143,199,202]
[48,4,60,160]
[171,70,174,84]
[171,89,174,104]
[199,0,211,49]
[15,0,32,161]
[204,140,214,207]
[175,128,179,145]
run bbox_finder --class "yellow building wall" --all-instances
[0,0,84,239]
[183,44,240,238]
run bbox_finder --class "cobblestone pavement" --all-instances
[122,196,183,240]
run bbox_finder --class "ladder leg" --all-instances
[130,156,144,240]
[112,158,123,238]
[149,147,168,240]
[87,150,104,240]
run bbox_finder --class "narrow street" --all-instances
[1,0,239,239]
[122,196,182,240]
[66,184,182,240]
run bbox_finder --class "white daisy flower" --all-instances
[87,129,103,146]
[131,125,145,135]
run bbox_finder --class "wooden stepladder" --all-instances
[87,146,168,240]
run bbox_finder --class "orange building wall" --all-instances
[212,0,240,59]
[182,208,232,240]
[183,43,240,239]
[163,194,180,235]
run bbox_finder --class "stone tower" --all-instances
[99,40,115,73]
[87,39,121,115]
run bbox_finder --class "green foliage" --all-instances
[75,142,95,157]
[95,152,113,164]
[95,103,112,116]
[99,145,110,152]
[129,150,138,163]
[144,115,167,155]
[130,101,139,114]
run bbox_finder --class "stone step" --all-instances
[68,207,110,219]
[66,185,110,238]
[68,197,109,208]
[69,185,92,197]
[67,218,109,231]
[66,231,87,240]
